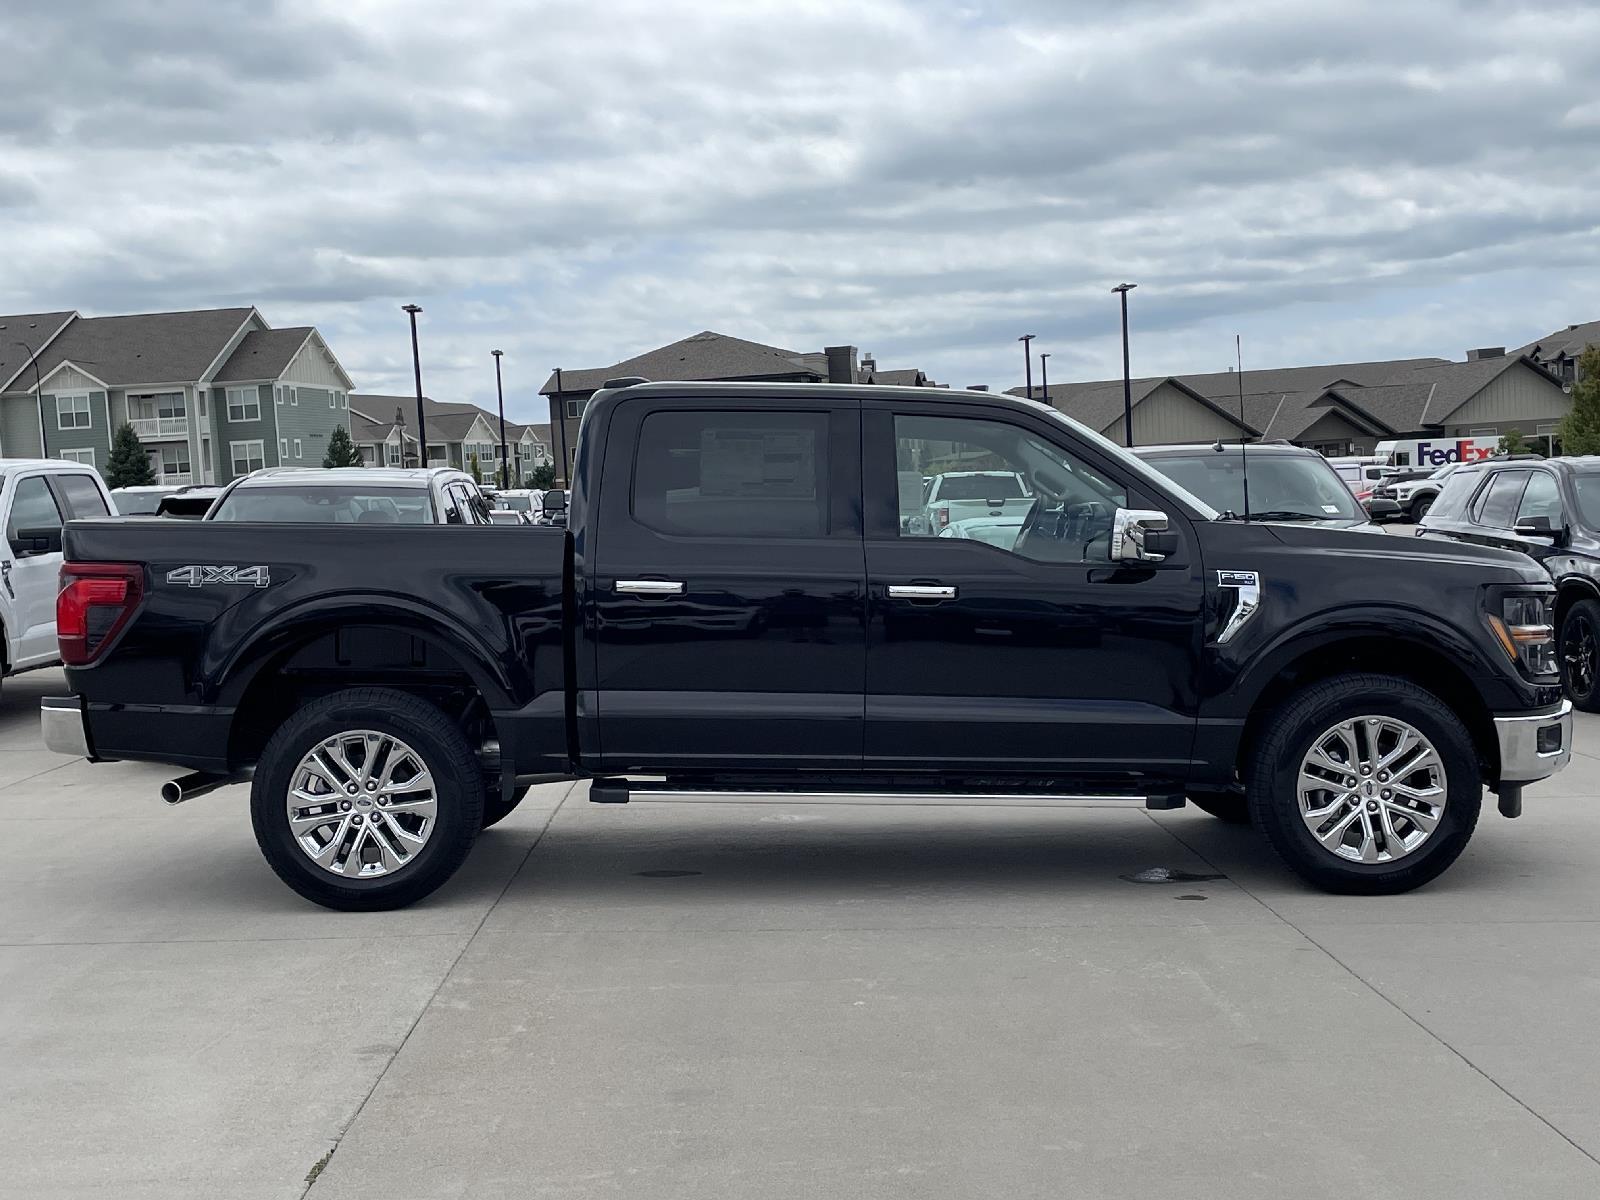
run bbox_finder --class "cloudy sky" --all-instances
[2,0,1598,421]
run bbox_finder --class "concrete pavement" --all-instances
[2,666,1598,1199]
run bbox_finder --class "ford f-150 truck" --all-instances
[42,382,1573,909]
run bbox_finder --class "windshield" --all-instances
[499,494,532,511]
[113,491,168,514]
[935,474,1027,501]
[1145,452,1363,521]
[210,485,435,524]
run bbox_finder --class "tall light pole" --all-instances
[552,367,569,487]
[1112,283,1137,446]
[491,349,509,489]
[1038,352,1051,408]
[1018,333,1036,401]
[402,304,427,466]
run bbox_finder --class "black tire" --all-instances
[1188,790,1250,824]
[1561,598,1600,712]
[251,687,484,911]
[1410,494,1434,522]
[481,784,530,830]
[1246,673,1480,895]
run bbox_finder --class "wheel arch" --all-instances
[1554,575,1600,631]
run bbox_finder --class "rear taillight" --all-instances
[58,563,143,666]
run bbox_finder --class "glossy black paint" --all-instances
[60,382,1558,794]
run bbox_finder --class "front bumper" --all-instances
[1495,700,1572,783]
[41,695,92,759]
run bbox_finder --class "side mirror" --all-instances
[10,526,61,557]
[542,490,567,514]
[1110,508,1175,563]
[1513,517,1553,539]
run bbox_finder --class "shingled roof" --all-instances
[211,327,315,383]
[541,331,824,394]
[1516,319,1600,362]
[13,308,256,389]
[0,310,79,391]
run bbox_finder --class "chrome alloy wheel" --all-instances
[1297,716,1447,864]
[286,730,438,878]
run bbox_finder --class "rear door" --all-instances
[862,400,1206,780]
[3,472,68,668]
[589,395,865,771]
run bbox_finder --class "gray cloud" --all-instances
[0,0,1596,419]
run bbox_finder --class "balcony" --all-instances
[129,416,189,439]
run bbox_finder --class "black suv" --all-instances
[1420,455,1600,709]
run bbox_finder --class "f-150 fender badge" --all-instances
[1215,570,1261,644]
[166,565,270,589]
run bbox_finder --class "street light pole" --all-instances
[402,304,427,466]
[491,349,508,489]
[1112,283,1137,446]
[1018,334,1036,401]
[14,340,46,456]
[1039,352,1051,408]
[552,367,569,487]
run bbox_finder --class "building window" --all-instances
[276,387,284,406]
[1469,426,1498,437]
[280,438,289,460]
[59,448,96,466]
[55,392,92,430]
[294,438,303,459]
[226,386,261,422]
[153,444,191,482]
[198,391,209,418]
[290,387,298,407]
[231,440,265,475]
[339,392,347,408]
[565,398,588,419]
[387,443,402,466]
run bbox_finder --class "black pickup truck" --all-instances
[43,382,1572,909]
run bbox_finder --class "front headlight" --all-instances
[1488,592,1557,676]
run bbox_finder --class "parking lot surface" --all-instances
[3,666,1599,1199]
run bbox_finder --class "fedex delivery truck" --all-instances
[1375,437,1498,469]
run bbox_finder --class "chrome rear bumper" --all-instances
[41,696,91,759]
[1495,700,1572,783]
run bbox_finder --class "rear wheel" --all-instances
[1246,673,1479,894]
[251,687,484,911]
[1561,598,1600,712]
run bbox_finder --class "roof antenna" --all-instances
[1236,334,1251,519]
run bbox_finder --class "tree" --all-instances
[1556,346,1600,457]
[526,462,556,489]
[106,423,157,487]
[1498,427,1527,456]
[322,425,362,468]
[468,452,482,483]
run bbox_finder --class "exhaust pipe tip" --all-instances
[161,780,184,805]
[161,769,249,806]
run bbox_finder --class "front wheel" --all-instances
[1560,598,1600,712]
[1410,494,1434,522]
[251,687,485,911]
[1245,673,1480,894]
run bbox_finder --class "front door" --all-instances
[589,396,865,772]
[862,403,1206,782]
[2,472,68,668]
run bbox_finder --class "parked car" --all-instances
[155,485,225,519]
[204,468,490,525]
[1,459,115,695]
[1133,442,1381,530]
[43,381,1571,909]
[1418,455,1600,710]
[487,509,534,526]
[491,488,545,514]
[109,485,182,515]
[1371,462,1461,523]
[921,470,1032,535]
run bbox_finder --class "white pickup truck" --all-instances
[919,470,1032,534]
[1,460,117,695]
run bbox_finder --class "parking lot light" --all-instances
[1112,283,1137,446]
[492,350,508,490]
[403,304,426,466]
[1018,334,1036,401]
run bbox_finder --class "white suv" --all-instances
[1,460,117,693]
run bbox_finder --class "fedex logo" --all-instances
[1416,440,1495,466]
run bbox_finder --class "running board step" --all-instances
[588,780,1183,810]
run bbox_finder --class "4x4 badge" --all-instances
[166,565,270,589]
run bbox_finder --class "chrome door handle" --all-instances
[616,580,685,596]
[887,584,957,600]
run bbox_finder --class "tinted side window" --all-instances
[58,474,110,518]
[1516,472,1563,526]
[633,411,828,538]
[7,476,64,541]
[1472,470,1529,528]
